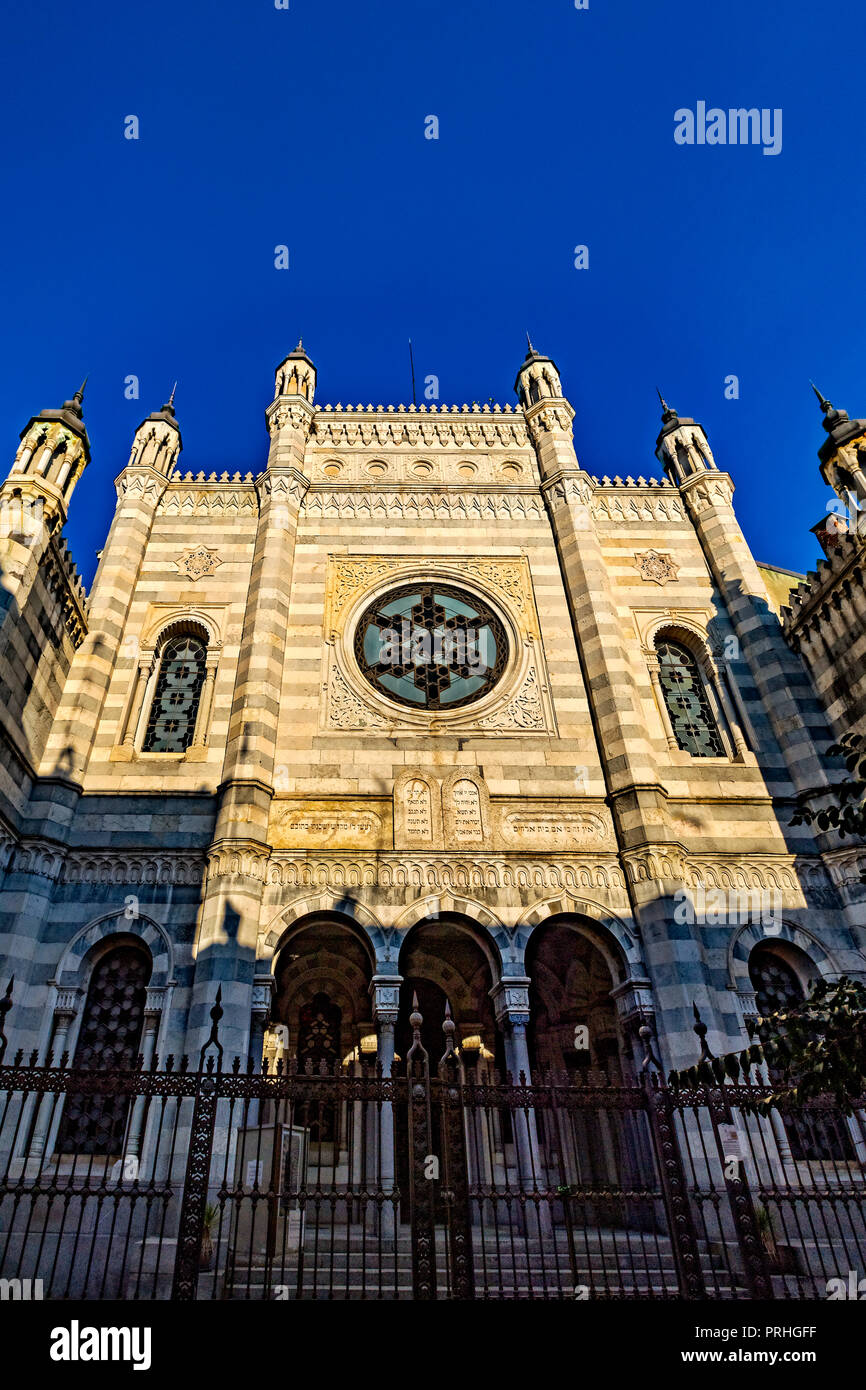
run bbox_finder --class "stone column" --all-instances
[371,975,401,1243]
[41,462,169,783]
[246,976,273,1127]
[29,990,79,1166]
[186,398,311,1059]
[125,995,163,1163]
[192,656,219,748]
[679,470,830,799]
[121,658,152,747]
[647,652,679,752]
[490,979,548,1227]
[700,654,748,760]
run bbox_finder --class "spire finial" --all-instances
[168,382,177,408]
[526,332,535,355]
[811,381,832,414]
[68,377,88,416]
[657,388,677,421]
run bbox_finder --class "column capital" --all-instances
[610,977,655,1030]
[251,975,275,1019]
[370,974,402,1025]
[489,977,531,1028]
[54,985,82,1020]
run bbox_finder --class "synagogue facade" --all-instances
[0,340,864,1111]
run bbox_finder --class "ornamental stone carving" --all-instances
[174,545,222,582]
[634,550,679,586]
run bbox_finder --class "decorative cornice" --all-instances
[114,468,167,507]
[540,474,595,508]
[11,840,67,880]
[266,398,316,439]
[263,853,631,898]
[593,491,685,524]
[206,840,271,881]
[679,472,735,514]
[312,406,528,450]
[303,490,545,522]
[61,851,204,886]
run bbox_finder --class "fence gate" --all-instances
[1,1001,865,1300]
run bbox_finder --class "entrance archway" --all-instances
[526,917,628,1079]
[270,916,375,1189]
[272,915,375,1065]
[395,917,500,1216]
[525,918,655,1222]
[395,914,500,1067]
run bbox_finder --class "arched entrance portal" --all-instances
[526,918,629,1080]
[525,918,655,1221]
[395,916,499,1066]
[395,917,500,1216]
[272,916,375,1063]
[271,916,375,1182]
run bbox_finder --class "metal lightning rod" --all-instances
[409,338,417,408]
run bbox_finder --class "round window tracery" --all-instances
[354,582,508,711]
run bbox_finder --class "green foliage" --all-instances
[668,976,866,1115]
[790,733,866,839]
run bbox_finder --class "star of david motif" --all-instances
[369,594,478,702]
[354,582,507,712]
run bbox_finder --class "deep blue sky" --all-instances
[2,0,864,585]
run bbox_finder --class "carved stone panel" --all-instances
[499,806,613,849]
[322,554,558,737]
[270,800,390,850]
[394,770,443,849]
[442,770,489,847]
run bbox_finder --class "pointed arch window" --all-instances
[655,639,725,757]
[143,633,207,752]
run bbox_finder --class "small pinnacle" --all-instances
[811,381,832,413]
[67,377,88,415]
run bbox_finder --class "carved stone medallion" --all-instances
[634,550,678,586]
[175,545,222,581]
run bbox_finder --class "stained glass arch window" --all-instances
[143,632,207,752]
[655,637,725,758]
[354,582,508,712]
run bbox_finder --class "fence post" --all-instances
[172,989,223,1301]
[406,994,437,1300]
[689,1004,774,1300]
[639,1017,707,1300]
[438,1003,475,1300]
[704,1088,775,1300]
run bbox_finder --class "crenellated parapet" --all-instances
[781,529,866,739]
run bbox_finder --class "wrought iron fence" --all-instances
[0,988,863,1300]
